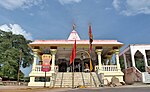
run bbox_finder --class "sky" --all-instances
[0,0,150,76]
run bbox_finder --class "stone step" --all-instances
[53,72,101,88]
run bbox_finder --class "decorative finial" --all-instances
[88,22,91,26]
[72,23,76,30]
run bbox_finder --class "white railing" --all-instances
[35,65,59,72]
[95,65,99,71]
[102,65,118,71]
[35,65,42,71]
[95,65,118,71]
[54,65,58,72]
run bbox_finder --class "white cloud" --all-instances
[105,7,112,10]
[58,0,82,5]
[29,13,34,16]
[0,24,33,40]
[0,0,43,10]
[112,0,120,10]
[112,0,150,16]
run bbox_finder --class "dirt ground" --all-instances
[0,87,49,92]
[0,86,69,92]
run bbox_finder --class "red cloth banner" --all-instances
[42,54,51,72]
[70,40,76,64]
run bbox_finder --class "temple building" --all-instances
[28,25,124,87]
[119,44,150,84]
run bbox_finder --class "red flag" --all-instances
[70,40,76,64]
[88,24,93,52]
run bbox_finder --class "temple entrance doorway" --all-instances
[70,58,90,72]
[75,50,91,72]
[58,62,67,72]
[57,50,92,72]
[57,59,68,72]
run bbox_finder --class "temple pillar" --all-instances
[140,50,148,72]
[32,49,39,71]
[143,53,148,72]
[123,53,127,69]
[96,49,103,71]
[115,49,121,71]
[50,49,57,72]
[130,47,136,67]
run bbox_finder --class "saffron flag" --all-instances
[88,24,93,52]
[90,59,93,71]
[88,24,93,71]
[70,40,76,64]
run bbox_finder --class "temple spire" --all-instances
[68,24,80,40]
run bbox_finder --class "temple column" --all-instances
[140,50,148,72]
[130,47,136,67]
[96,49,103,71]
[50,49,57,72]
[143,52,148,72]
[123,53,127,69]
[115,49,121,71]
[32,49,39,71]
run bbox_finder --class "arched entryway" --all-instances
[75,50,92,72]
[146,50,150,66]
[134,50,145,72]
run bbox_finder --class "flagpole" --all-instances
[72,59,74,89]
[44,71,46,87]
[70,24,76,89]
[89,49,92,87]
[88,23,93,87]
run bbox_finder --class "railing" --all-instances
[102,65,118,71]
[95,65,118,71]
[54,65,58,72]
[95,65,99,71]
[35,65,58,72]
[2,81,28,86]
[35,65,42,71]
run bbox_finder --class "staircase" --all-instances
[52,72,101,88]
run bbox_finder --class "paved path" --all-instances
[61,87,150,92]
[1,85,150,92]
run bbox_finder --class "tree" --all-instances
[0,30,33,80]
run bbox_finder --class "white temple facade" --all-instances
[119,44,150,84]
[28,25,124,87]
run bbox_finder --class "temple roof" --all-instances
[29,24,123,47]
[29,40,123,45]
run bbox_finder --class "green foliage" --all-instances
[119,56,125,71]
[135,58,145,72]
[0,30,33,80]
